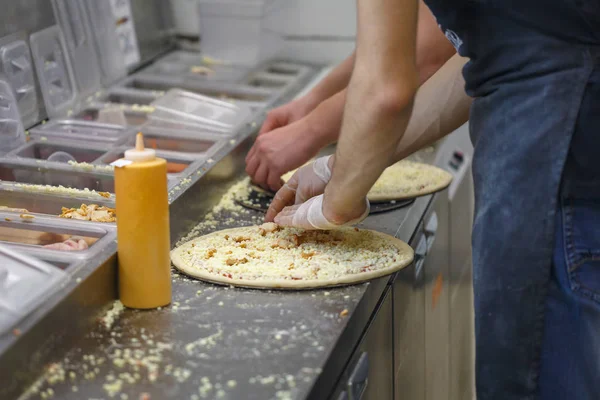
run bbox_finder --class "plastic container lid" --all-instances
[0,244,69,335]
[0,36,40,128]
[148,89,252,134]
[0,80,26,155]
[97,108,128,126]
[29,120,132,145]
[51,0,102,98]
[29,26,78,118]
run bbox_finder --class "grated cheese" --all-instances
[10,183,114,199]
[172,224,413,287]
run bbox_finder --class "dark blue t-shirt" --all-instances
[423,0,600,96]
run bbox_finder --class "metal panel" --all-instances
[330,290,394,400]
[393,227,426,400]
[423,192,451,400]
[448,157,475,400]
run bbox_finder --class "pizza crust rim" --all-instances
[366,169,453,202]
[171,227,414,290]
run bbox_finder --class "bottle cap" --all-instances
[124,132,156,163]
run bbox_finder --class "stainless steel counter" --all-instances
[12,133,432,400]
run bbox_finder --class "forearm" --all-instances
[304,52,355,107]
[394,54,472,161]
[303,90,347,148]
[324,0,419,221]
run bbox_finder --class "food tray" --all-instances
[74,105,150,126]
[0,211,117,260]
[89,87,164,107]
[0,159,115,193]
[0,185,114,218]
[142,61,250,83]
[119,74,274,108]
[8,140,110,165]
[96,147,195,181]
[124,127,226,161]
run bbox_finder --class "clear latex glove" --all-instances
[274,194,370,230]
[265,156,333,222]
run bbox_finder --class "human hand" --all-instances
[245,118,321,192]
[265,156,333,222]
[272,194,370,230]
[257,96,316,136]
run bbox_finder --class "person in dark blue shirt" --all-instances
[257,1,600,398]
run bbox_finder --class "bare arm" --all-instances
[305,0,453,107]
[293,0,456,159]
[303,52,355,108]
[322,0,419,223]
[394,54,472,161]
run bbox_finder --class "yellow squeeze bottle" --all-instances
[114,132,171,309]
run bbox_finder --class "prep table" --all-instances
[3,133,439,400]
[0,53,474,400]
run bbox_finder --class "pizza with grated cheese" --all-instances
[171,223,414,289]
[264,159,453,202]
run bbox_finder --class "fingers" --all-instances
[245,151,260,181]
[254,163,269,191]
[258,112,284,135]
[245,142,257,164]
[273,204,300,226]
[267,170,283,192]
[265,182,297,222]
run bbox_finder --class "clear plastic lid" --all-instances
[148,89,252,134]
[0,244,69,335]
[81,0,127,86]
[0,36,40,128]
[0,80,26,155]
[51,0,102,98]
[29,120,133,145]
[29,25,78,118]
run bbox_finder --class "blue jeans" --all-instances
[540,199,600,400]
[470,52,600,399]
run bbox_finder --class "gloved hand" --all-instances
[273,194,370,230]
[265,155,333,222]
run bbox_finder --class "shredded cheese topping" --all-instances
[174,224,412,283]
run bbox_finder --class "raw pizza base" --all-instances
[171,225,414,290]
[255,160,452,203]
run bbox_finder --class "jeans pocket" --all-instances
[563,198,600,303]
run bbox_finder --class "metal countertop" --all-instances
[17,136,432,400]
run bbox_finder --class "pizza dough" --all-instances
[171,223,414,289]
[277,160,452,202]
